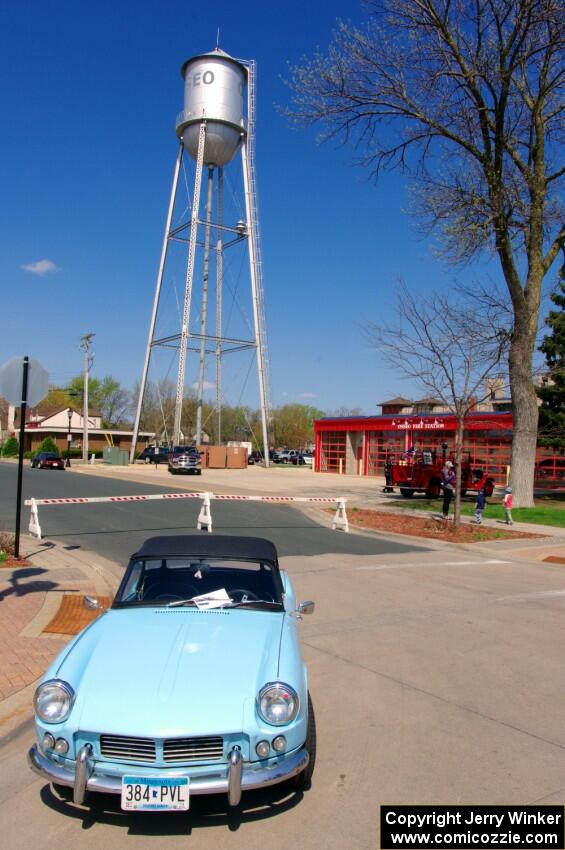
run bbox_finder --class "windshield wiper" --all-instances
[167,599,198,607]
[224,599,282,609]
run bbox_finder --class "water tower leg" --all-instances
[196,166,215,445]
[215,167,223,444]
[241,139,270,466]
[173,121,207,446]
[130,143,184,463]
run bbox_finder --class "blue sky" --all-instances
[0,0,509,415]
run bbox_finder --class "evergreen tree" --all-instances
[1,436,19,457]
[36,436,60,455]
[537,269,565,452]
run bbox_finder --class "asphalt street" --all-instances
[0,462,426,565]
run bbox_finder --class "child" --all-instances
[503,486,513,524]
[474,487,486,524]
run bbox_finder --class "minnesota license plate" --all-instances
[121,776,189,811]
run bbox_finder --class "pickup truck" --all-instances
[276,450,302,464]
[168,446,202,475]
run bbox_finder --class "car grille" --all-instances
[163,736,223,763]
[100,735,156,762]
[99,734,224,763]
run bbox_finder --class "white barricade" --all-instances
[24,492,349,539]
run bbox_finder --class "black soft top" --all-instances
[132,534,279,565]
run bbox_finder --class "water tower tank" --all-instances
[176,49,247,168]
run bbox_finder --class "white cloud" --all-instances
[21,259,60,276]
[297,392,318,399]
[190,381,216,390]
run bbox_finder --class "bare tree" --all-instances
[284,0,564,506]
[366,283,508,525]
[329,406,365,418]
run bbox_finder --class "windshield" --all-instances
[114,557,284,611]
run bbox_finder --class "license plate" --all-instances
[121,776,189,811]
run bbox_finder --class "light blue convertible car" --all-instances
[28,535,316,811]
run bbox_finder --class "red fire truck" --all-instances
[389,450,495,499]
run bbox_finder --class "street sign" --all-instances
[0,356,49,406]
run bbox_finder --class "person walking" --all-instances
[503,487,513,524]
[441,460,456,519]
[474,487,486,524]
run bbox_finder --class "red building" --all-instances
[314,411,562,486]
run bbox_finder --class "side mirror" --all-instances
[297,600,315,616]
[83,595,101,610]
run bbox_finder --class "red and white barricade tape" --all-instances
[24,492,349,539]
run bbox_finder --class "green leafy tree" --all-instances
[2,436,19,457]
[273,404,326,449]
[40,386,73,410]
[35,436,59,455]
[284,0,564,506]
[68,375,132,428]
[537,269,565,451]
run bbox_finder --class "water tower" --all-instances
[130,48,271,462]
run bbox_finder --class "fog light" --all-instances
[42,733,55,751]
[255,740,270,758]
[272,735,286,752]
[54,737,69,754]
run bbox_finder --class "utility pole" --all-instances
[80,333,95,463]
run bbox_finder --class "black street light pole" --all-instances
[66,408,72,467]
[14,356,30,560]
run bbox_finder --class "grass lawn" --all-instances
[388,492,565,528]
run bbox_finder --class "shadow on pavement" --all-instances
[0,567,80,602]
[40,782,305,833]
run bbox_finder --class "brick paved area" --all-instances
[0,560,100,703]
[0,586,67,699]
[43,594,111,634]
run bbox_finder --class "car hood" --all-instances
[58,608,284,737]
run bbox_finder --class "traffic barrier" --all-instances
[24,492,349,539]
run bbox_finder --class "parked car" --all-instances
[248,450,279,465]
[275,450,302,464]
[28,534,316,811]
[30,452,65,470]
[293,452,313,466]
[138,446,171,465]
[168,445,202,475]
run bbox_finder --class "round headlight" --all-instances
[272,735,287,752]
[42,732,55,751]
[258,683,299,726]
[255,740,270,758]
[55,737,69,754]
[34,680,75,724]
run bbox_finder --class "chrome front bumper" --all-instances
[28,744,308,807]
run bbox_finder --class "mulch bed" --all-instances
[543,556,565,564]
[346,509,544,543]
[43,594,112,635]
[0,557,32,568]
